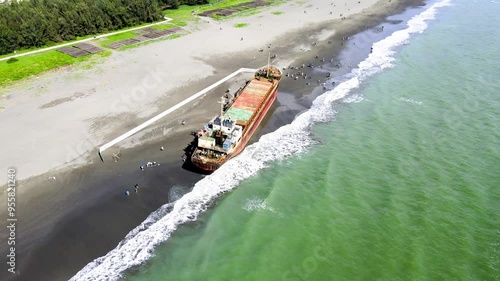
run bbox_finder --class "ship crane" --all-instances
[217,96,227,117]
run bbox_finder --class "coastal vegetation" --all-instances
[160,0,265,25]
[234,23,248,28]
[6,57,18,64]
[98,23,182,49]
[153,23,181,30]
[0,0,164,55]
[0,0,282,87]
[0,50,110,87]
[0,0,216,55]
[161,0,209,9]
[0,0,275,57]
[198,0,275,19]
[119,33,184,51]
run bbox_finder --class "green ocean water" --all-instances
[123,1,499,280]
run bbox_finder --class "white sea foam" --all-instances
[70,1,452,280]
[343,94,364,104]
[399,97,423,105]
[168,185,191,203]
[244,197,283,217]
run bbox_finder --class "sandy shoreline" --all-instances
[1,0,391,183]
[0,0,427,280]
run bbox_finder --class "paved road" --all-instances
[0,17,173,62]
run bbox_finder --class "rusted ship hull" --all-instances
[228,87,278,159]
[194,87,278,171]
[191,66,281,172]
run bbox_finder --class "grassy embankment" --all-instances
[106,0,285,49]
[104,23,185,51]
[0,51,111,88]
[208,0,284,20]
[99,32,137,47]
[116,0,277,49]
[0,34,98,60]
[0,20,181,88]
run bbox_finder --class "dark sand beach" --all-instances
[0,1,426,280]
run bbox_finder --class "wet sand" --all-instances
[0,0,426,280]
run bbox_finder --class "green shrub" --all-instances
[234,23,248,28]
[6,57,18,64]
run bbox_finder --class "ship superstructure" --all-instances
[191,66,281,171]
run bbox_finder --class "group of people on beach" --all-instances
[125,143,170,196]
[125,184,140,196]
[139,161,159,170]
[124,160,161,195]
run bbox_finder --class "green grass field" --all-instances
[163,0,281,23]
[99,32,137,47]
[0,51,110,88]
[100,23,181,48]
[0,34,98,60]
[119,33,184,51]
[152,23,177,30]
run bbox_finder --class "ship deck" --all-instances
[224,79,274,126]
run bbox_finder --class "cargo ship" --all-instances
[191,66,282,171]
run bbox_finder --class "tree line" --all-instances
[0,0,209,55]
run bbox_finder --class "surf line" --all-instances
[98,67,257,161]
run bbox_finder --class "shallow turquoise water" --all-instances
[122,1,499,280]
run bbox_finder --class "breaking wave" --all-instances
[343,94,364,104]
[70,1,451,280]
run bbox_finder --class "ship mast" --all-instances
[267,52,270,77]
[219,96,225,118]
